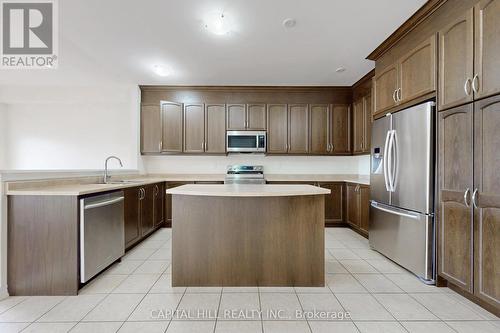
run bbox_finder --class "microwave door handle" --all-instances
[383,130,391,191]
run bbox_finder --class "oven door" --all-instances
[227,131,266,152]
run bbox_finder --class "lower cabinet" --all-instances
[124,182,165,249]
[346,183,370,236]
[318,182,345,226]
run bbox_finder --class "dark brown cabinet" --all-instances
[267,104,288,153]
[140,104,162,153]
[288,104,309,153]
[227,104,266,130]
[153,183,165,227]
[124,182,165,249]
[330,104,351,154]
[353,94,372,154]
[161,101,183,153]
[309,104,329,154]
[346,183,370,236]
[346,183,360,228]
[124,187,141,249]
[183,103,205,153]
[205,104,227,153]
[374,35,436,115]
[438,104,474,292]
[438,95,500,311]
[438,9,474,110]
[319,182,344,225]
[184,103,226,154]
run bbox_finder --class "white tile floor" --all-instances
[0,227,498,332]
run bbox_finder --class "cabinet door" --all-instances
[124,187,141,248]
[320,183,344,224]
[141,185,155,236]
[247,104,266,130]
[309,104,329,154]
[359,186,370,233]
[474,0,500,99]
[227,104,246,130]
[438,104,474,292]
[205,104,226,153]
[346,183,359,227]
[399,35,437,103]
[330,104,351,154]
[374,64,398,115]
[183,104,205,153]
[352,98,364,154]
[438,9,474,110]
[153,183,165,227]
[473,96,500,308]
[141,104,162,154]
[288,104,309,154]
[267,104,288,153]
[161,101,183,152]
[363,94,372,153]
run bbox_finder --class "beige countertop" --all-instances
[6,174,369,196]
[166,184,331,197]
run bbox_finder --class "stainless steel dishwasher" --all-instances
[80,191,125,283]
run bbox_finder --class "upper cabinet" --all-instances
[309,104,329,154]
[374,35,436,116]
[140,104,162,154]
[205,104,227,153]
[288,104,309,154]
[352,95,372,155]
[161,101,183,153]
[438,9,474,110]
[437,1,500,111]
[474,0,500,100]
[227,103,266,130]
[267,104,288,153]
[183,103,205,153]
[330,104,351,155]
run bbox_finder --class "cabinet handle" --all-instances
[159,140,163,151]
[463,188,471,208]
[464,78,472,96]
[392,90,397,103]
[471,188,479,209]
[154,185,159,196]
[397,88,402,102]
[472,74,479,94]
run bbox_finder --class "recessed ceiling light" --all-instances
[204,11,234,36]
[335,67,346,73]
[153,65,169,77]
[282,18,296,28]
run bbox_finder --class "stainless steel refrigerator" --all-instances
[369,101,435,283]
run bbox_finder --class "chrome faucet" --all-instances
[104,156,123,184]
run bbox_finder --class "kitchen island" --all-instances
[166,184,330,287]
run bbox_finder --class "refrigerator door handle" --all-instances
[383,130,391,191]
[387,130,396,192]
[392,130,400,191]
[370,201,420,220]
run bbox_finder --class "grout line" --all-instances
[18,296,68,332]
[212,287,223,333]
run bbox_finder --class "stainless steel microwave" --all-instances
[226,131,266,153]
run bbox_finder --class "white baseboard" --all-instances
[0,286,9,300]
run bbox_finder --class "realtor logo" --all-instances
[1,0,58,68]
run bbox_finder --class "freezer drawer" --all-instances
[369,201,434,282]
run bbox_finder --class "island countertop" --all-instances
[166,184,331,197]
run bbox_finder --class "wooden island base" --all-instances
[171,194,325,287]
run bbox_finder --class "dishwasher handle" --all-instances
[84,196,124,210]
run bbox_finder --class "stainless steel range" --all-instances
[224,165,265,184]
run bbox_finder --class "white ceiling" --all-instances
[0,0,426,87]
